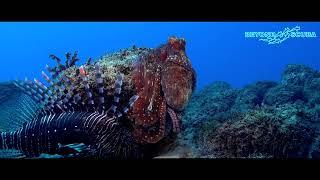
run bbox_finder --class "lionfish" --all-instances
[0,54,142,159]
[0,37,196,159]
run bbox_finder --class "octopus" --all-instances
[129,37,196,144]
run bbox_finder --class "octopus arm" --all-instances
[132,98,167,144]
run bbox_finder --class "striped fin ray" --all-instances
[33,78,56,110]
[55,71,82,108]
[116,95,139,118]
[0,149,26,159]
[79,65,95,110]
[45,65,67,103]
[30,78,54,110]
[73,93,82,105]
[0,85,40,132]
[58,74,77,110]
[15,75,58,113]
[108,73,124,116]
[41,70,65,111]
[34,52,81,113]
[95,64,105,113]
[13,79,46,108]
[42,65,75,112]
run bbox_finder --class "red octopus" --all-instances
[129,37,196,144]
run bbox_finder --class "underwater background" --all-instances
[1,22,320,159]
[0,22,319,89]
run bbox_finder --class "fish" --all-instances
[0,54,142,159]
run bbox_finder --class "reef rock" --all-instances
[170,82,238,157]
[203,108,315,158]
[233,81,278,111]
[183,81,238,126]
[263,85,305,106]
[281,64,319,86]
[173,64,320,158]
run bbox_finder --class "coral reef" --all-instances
[263,84,305,106]
[166,64,320,158]
[183,82,238,126]
[169,81,239,157]
[199,107,315,158]
[233,81,277,111]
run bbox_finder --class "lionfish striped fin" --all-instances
[0,86,40,132]
[79,65,95,109]
[13,79,44,106]
[0,149,26,159]
[58,74,76,110]
[116,95,139,118]
[13,79,56,116]
[95,64,105,112]
[73,93,82,104]
[41,70,61,104]
[45,64,64,95]
[32,78,52,104]
[33,78,55,110]
[42,65,67,112]
[41,70,53,85]
[108,73,124,116]
[16,54,138,120]
[29,79,57,114]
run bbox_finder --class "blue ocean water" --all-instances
[0,22,319,90]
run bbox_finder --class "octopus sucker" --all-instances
[132,98,167,144]
[167,107,181,133]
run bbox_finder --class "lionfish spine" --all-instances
[95,64,105,113]
[14,79,45,107]
[117,95,139,118]
[79,66,95,108]
[41,70,64,111]
[58,74,76,110]
[43,66,67,110]
[32,78,54,110]
[109,73,123,116]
